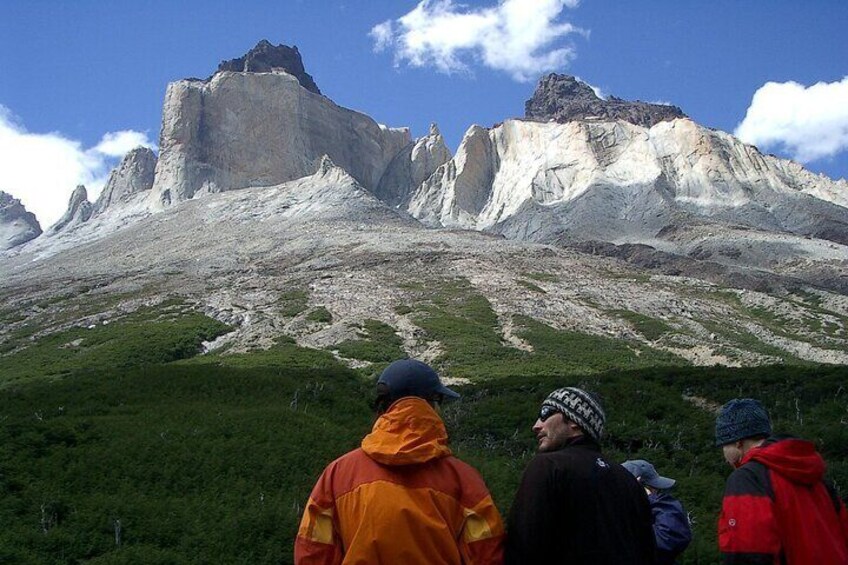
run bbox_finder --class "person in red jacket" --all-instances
[715,398,848,564]
[295,359,505,564]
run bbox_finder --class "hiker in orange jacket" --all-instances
[295,359,505,564]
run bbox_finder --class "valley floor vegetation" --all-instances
[0,304,846,563]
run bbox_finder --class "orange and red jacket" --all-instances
[295,397,505,564]
[718,436,848,564]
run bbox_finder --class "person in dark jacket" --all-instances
[623,459,692,565]
[715,398,848,564]
[505,387,656,564]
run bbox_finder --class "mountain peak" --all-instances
[47,185,92,235]
[525,73,687,128]
[0,191,42,250]
[215,39,321,95]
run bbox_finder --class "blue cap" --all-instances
[715,398,772,446]
[622,459,676,490]
[377,359,460,402]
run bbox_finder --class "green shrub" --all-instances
[611,309,674,341]
[334,320,406,363]
[277,290,309,318]
[306,307,333,324]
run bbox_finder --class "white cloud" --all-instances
[575,76,605,100]
[94,130,154,158]
[735,77,848,163]
[370,0,585,82]
[0,105,156,228]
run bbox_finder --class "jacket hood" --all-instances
[361,397,452,466]
[743,436,825,486]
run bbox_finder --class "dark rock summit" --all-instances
[525,74,686,128]
[216,39,321,94]
[0,191,42,249]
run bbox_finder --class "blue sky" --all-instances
[1,0,847,226]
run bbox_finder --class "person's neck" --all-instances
[740,437,766,457]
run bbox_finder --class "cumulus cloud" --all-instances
[0,105,156,228]
[735,77,848,163]
[94,130,155,158]
[370,0,585,82]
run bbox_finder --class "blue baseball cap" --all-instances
[377,359,460,402]
[622,459,676,490]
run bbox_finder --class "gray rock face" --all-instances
[216,40,321,95]
[95,147,157,214]
[48,185,92,235]
[150,70,410,206]
[375,124,452,207]
[525,74,687,128]
[0,191,42,250]
[406,117,848,291]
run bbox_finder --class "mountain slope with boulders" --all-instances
[2,40,847,371]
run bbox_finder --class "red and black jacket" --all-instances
[718,435,848,564]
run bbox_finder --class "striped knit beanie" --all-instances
[542,387,606,442]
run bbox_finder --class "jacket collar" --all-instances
[559,433,601,452]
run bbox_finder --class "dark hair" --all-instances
[374,383,392,414]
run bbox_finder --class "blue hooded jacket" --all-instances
[648,492,692,565]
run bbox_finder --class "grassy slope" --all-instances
[1,299,846,563]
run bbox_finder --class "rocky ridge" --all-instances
[94,147,157,214]
[0,191,41,250]
[375,123,452,207]
[2,43,847,371]
[405,117,848,291]
[3,167,847,368]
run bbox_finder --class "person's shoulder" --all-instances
[443,456,498,498]
[521,450,571,478]
[725,461,771,498]
[324,447,371,473]
[652,492,685,510]
[443,454,485,479]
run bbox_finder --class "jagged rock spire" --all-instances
[48,185,92,235]
[95,147,157,214]
[315,154,337,176]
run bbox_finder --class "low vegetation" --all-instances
[277,290,309,318]
[1,297,845,564]
[0,306,230,387]
[333,320,406,363]
[611,309,674,342]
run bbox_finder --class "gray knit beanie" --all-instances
[715,398,772,446]
[542,387,606,442]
